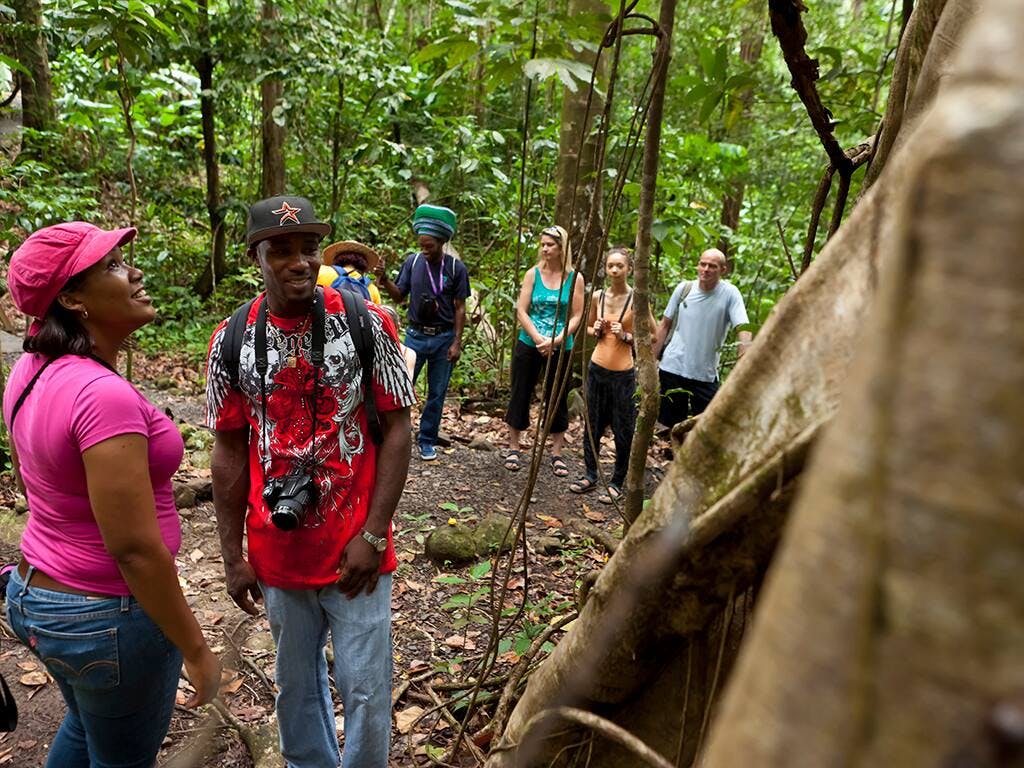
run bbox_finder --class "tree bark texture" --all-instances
[488,2,980,766]
[193,0,228,298]
[553,0,608,278]
[865,0,975,187]
[259,1,286,198]
[702,1,1024,765]
[8,0,54,149]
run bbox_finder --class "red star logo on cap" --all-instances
[272,201,302,226]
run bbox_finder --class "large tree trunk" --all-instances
[486,2,979,766]
[553,0,608,278]
[702,0,1024,764]
[259,1,285,197]
[7,0,54,157]
[193,0,228,298]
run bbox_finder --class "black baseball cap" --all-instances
[246,195,332,246]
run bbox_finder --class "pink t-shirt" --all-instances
[2,354,184,595]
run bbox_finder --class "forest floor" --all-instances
[0,346,669,767]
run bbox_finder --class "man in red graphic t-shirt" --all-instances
[205,195,415,768]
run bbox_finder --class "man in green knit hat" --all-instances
[378,204,470,461]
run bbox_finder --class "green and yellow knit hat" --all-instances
[412,204,457,242]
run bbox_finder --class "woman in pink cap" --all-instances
[2,222,220,767]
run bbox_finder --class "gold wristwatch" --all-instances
[360,529,387,552]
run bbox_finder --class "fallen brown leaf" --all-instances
[395,705,425,734]
[18,671,47,687]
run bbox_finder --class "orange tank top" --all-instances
[591,289,635,372]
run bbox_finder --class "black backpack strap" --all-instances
[9,357,57,433]
[223,298,256,390]
[339,289,383,446]
[619,289,633,321]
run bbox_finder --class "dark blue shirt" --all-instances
[394,252,471,326]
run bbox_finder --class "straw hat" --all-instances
[322,240,379,270]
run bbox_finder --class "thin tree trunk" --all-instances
[8,0,54,158]
[259,1,285,197]
[553,0,608,278]
[329,76,344,218]
[193,0,228,298]
[623,0,677,527]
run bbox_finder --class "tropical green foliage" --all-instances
[1,0,899,380]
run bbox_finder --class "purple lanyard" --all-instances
[423,255,445,296]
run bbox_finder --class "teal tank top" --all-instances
[518,267,576,350]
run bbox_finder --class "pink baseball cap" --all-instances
[7,222,137,319]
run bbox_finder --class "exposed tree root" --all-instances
[212,699,284,768]
[493,707,674,768]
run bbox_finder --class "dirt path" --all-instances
[0,364,664,767]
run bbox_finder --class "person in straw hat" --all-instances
[317,239,383,303]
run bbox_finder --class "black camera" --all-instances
[263,471,319,531]
[418,295,440,324]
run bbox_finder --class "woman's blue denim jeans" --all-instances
[404,328,455,449]
[5,567,182,768]
[260,573,393,768]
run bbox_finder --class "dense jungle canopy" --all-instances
[1,0,895,371]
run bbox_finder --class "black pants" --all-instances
[658,369,718,428]
[505,340,571,434]
[583,362,636,488]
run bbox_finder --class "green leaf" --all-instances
[413,40,455,65]
[433,574,467,585]
[698,45,716,79]
[682,82,714,107]
[724,74,757,92]
[442,594,473,608]
[712,44,728,83]
[523,58,592,92]
[469,561,491,580]
[699,90,724,123]
[0,54,30,78]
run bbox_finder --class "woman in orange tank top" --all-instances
[571,247,654,503]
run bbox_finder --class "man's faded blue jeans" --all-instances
[404,328,455,450]
[260,573,393,768]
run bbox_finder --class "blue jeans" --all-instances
[405,328,455,449]
[5,567,182,768]
[261,574,393,768]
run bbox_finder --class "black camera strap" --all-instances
[254,289,326,485]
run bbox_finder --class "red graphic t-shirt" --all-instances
[205,288,416,589]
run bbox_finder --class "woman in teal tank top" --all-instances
[503,225,586,476]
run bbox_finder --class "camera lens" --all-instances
[271,502,301,531]
[266,473,318,531]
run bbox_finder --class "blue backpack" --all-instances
[328,266,373,300]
